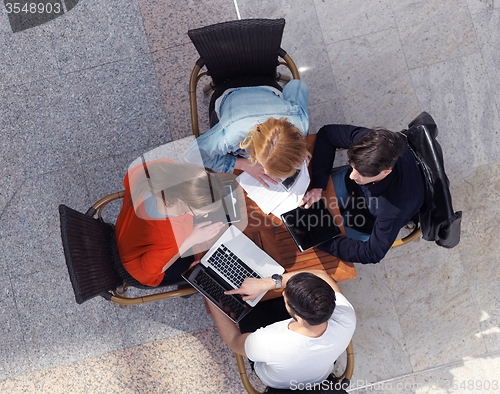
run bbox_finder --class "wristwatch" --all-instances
[271,274,282,290]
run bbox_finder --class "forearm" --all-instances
[207,301,249,356]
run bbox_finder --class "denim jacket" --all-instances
[182,79,309,173]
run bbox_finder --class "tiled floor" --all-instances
[1,0,499,393]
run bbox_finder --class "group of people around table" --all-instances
[113,80,424,392]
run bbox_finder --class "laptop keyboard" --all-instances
[194,269,246,317]
[207,244,261,288]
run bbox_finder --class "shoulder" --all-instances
[331,293,356,325]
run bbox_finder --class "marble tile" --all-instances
[127,326,247,394]
[0,25,59,89]
[313,0,395,43]
[13,268,124,373]
[0,341,32,381]
[391,0,480,69]
[137,0,238,52]
[326,28,420,130]
[338,263,413,382]
[0,272,31,379]
[31,351,136,394]
[0,166,90,278]
[448,164,500,287]
[384,246,487,370]
[479,353,500,386]
[472,9,500,115]
[353,357,487,393]
[50,0,148,74]
[115,292,215,348]
[237,0,343,106]
[466,0,500,14]
[82,55,172,160]
[308,99,346,135]
[151,44,211,140]
[0,375,36,394]
[410,53,500,175]
[470,279,500,352]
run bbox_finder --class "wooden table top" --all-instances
[194,170,356,301]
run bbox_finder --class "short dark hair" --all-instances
[283,273,336,326]
[347,128,404,177]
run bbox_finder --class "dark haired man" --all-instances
[206,270,356,389]
[300,124,424,264]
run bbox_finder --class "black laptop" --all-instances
[281,199,341,252]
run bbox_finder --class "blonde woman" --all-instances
[183,80,310,187]
[115,159,225,287]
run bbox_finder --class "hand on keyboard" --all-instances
[225,277,274,302]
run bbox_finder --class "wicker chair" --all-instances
[235,341,354,394]
[188,18,300,137]
[59,191,197,306]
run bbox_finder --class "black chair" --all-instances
[399,111,462,248]
[59,191,197,306]
[188,18,300,137]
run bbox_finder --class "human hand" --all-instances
[188,221,225,245]
[189,260,201,269]
[236,158,279,188]
[224,277,274,301]
[299,188,322,209]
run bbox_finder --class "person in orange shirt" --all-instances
[115,159,225,287]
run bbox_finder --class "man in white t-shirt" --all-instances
[206,269,356,389]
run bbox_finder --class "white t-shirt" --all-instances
[244,293,356,389]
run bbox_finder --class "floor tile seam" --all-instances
[307,0,347,120]
[1,50,160,93]
[379,260,414,372]
[4,273,35,377]
[348,348,500,391]
[387,0,420,109]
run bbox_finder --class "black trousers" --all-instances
[239,296,290,334]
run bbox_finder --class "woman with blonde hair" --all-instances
[183,80,310,187]
[115,159,225,287]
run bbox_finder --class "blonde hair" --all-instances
[129,160,223,211]
[240,117,311,178]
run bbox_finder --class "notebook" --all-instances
[281,199,341,252]
[182,226,285,323]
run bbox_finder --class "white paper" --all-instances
[236,162,310,216]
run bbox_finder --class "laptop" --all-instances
[193,179,242,225]
[182,226,285,323]
[281,199,341,252]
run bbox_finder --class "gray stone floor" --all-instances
[0,0,499,393]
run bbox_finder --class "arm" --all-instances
[161,221,225,272]
[282,80,310,135]
[206,301,251,356]
[318,215,407,264]
[182,123,239,173]
[225,269,342,302]
[310,125,366,190]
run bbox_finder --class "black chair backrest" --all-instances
[399,112,462,248]
[188,18,286,86]
[59,204,123,304]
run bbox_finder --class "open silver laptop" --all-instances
[182,226,284,323]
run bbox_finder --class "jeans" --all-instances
[331,167,371,242]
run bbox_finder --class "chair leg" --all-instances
[115,285,129,308]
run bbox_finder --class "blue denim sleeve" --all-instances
[182,124,238,173]
[283,79,309,134]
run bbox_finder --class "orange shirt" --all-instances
[115,160,193,286]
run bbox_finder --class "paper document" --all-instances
[237,162,310,217]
